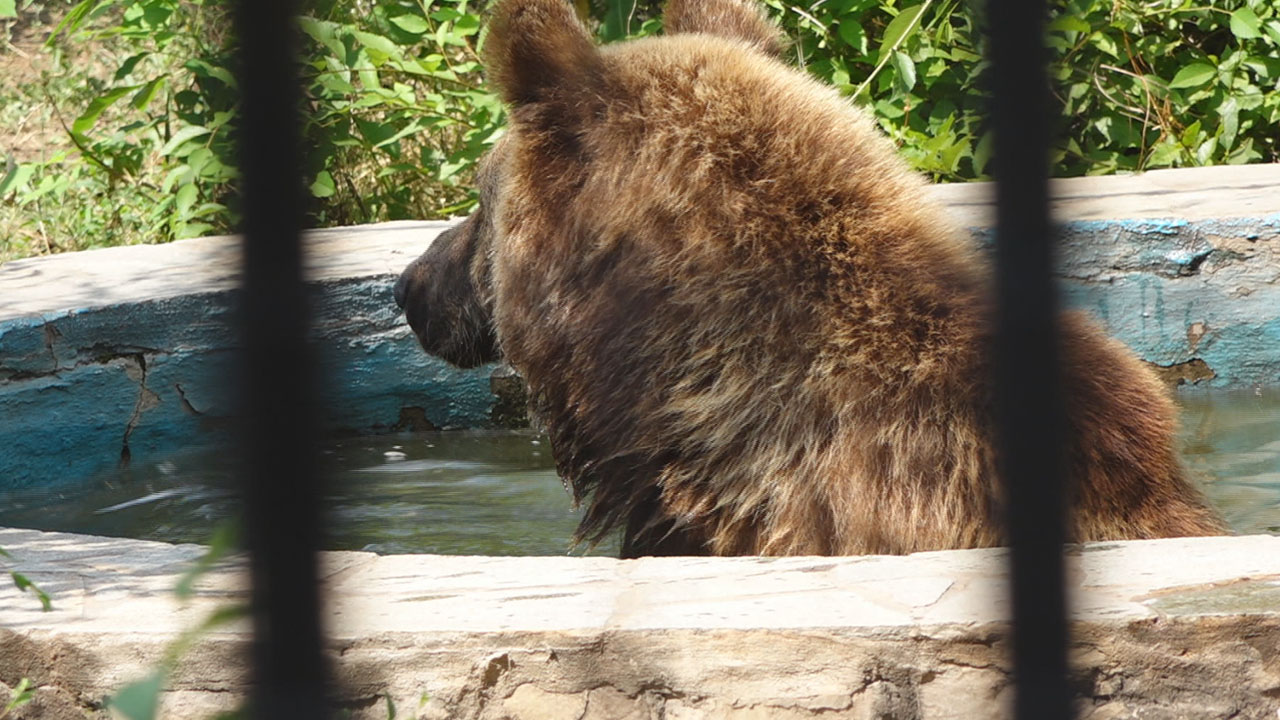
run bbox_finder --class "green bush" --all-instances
[756,0,1278,179]
[1,0,501,252]
[1047,0,1279,174]
[1,0,1277,261]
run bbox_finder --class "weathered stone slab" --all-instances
[930,162,1280,225]
[2,527,1279,718]
[1,165,1278,488]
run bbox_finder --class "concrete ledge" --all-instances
[2,528,1279,718]
[2,164,1278,488]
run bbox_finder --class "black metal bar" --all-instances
[232,0,330,716]
[987,1,1072,718]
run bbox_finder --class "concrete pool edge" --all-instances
[2,164,1279,489]
[2,527,1279,719]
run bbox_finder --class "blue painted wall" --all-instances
[1055,214,1280,387]
[0,279,499,490]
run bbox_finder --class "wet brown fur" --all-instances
[396,0,1226,557]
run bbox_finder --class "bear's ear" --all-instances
[664,0,786,57]
[485,0,602,107]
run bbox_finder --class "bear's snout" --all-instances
[393,268,412,310]
[394,222,501,369]
[394,252,432,337]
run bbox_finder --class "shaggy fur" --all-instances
[396,0,1226,557]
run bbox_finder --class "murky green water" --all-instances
[0,391,1276,554]
[0,430,597,556]
[1180,390,1280,535]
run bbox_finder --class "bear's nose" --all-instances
[393,271,411,310]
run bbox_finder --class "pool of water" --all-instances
[0,391,1276,554]
[0,430,599,556]
[1180,389,1280,536]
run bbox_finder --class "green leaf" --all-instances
[1195,136,1217,164]
[3,677,33,713]
[310,170,336,198]
[1219,96,1239,150]
[1088,31,1119,59]
[1168,62,1216,89]
[175,222,213,239]
[114,52,151,80]
[298,16,346,57]
[71,85,141,136]
[1047,15,1090,35]
[972,131,994,175]
[0,0,15,18]
[174,183,198,217]
[158,126,211,157]
[184,59,238,89]
[358,62,381,90]
[109,671,166,720]
[160,166,189,194]
[1229,8,1261,40]
[11,572,52,611]
[601,0,639,41]
[45,0,98,45]
[1264,20,1280,46]
[372,118,430,149]
[453,15,481,36]
[1145,140,1182,168]
[1243,56,1280,81]
[355,118,397,146]
[353,30,402,58]
[838,18,867,54]
[878,4,927,61]
[891,50,917,92]
[131,77,166,110]
[1226,137,1260,165]
[389,14,429,34]
[0,163,35,198]
[429,7,463,22]
[1180,119,1203,147]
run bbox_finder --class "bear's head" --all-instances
[394,0,787,370]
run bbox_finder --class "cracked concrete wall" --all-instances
[0,225,516,490]
[0,283,513,488]
[1054,214,1280,389]
[961,213,1280,389]
[2,169,1279,489]
[3,529,1280,719]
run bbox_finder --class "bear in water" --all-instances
[394,0,1225,557]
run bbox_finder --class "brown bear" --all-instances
[394,0,1226,557]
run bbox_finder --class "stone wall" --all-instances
[2,528,1279,719]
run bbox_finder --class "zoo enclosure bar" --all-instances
[232,0,331,717]
[988,0,1073,718]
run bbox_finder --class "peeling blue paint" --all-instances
[1052,212,1280,389]
[0,277,499,490]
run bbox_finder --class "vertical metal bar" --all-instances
[232,0,330,716]
[987,1,1072,719]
